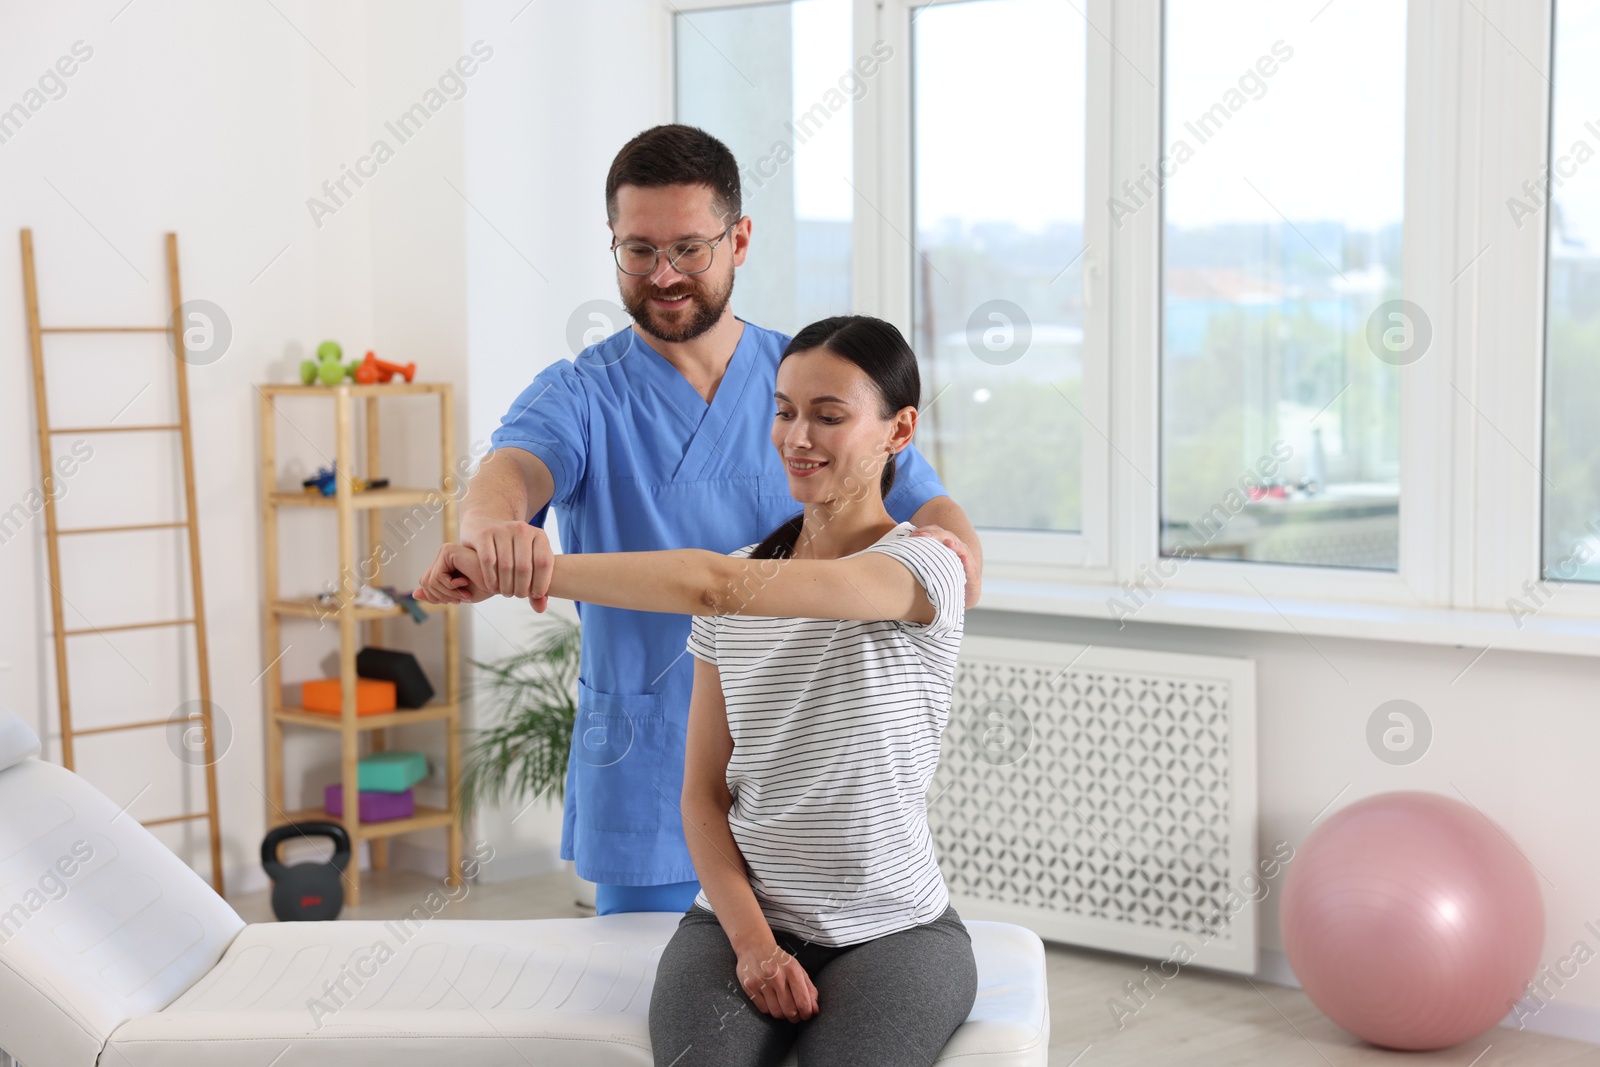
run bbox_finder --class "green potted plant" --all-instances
[458,614,591,907]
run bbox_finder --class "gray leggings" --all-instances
[649,902,977,1067]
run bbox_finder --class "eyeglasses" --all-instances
[611,222,736,276]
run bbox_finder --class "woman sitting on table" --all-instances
[417,315,976,1067]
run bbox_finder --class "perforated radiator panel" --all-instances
[930,637,1259,974]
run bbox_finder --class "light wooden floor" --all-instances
[229,870,1600,1067]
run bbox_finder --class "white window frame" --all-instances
[1498,0,1600,624]
[1110,0,1446,610]
[668,0,1600,652]
[865,0,1115,577]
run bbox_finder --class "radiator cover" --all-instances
[930,636,1259,974]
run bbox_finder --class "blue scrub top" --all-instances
[488,319,951,885]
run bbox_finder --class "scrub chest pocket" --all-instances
[572,679,683,834]
[757,474,801,530]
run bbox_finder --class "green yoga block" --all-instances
[358,751,428,793]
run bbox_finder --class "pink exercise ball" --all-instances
[1280,791,1544,1051]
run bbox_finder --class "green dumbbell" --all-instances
[299,340,355,386]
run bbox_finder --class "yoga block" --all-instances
[300,678,396,716]
[356,647,435,708]
[324,784,414,822]
[358,751,428,793]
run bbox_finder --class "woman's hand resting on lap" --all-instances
[736,937,819,1022]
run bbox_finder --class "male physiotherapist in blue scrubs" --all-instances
[420,125,983,915]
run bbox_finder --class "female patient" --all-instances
[418,315,976,1067]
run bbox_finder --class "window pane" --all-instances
[1543,0,1600,582]
[1160,0,1405,568]
[675,0,853,335]
[912,0,1087,533]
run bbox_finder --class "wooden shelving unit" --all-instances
[258,381,462,905]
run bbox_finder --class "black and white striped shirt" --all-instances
[686,521,965,946]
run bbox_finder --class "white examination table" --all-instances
[0,709,1049,1066]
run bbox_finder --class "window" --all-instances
[1543,0,1600,583]
[911,0,1089,534]
[665,0,1600,639]
[1159,0,1407,570]
[675,0,854,336]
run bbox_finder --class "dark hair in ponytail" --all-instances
[749,315,922,561]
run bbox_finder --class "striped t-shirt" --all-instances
[686,521,965,946]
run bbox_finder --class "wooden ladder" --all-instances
[19,228,225,893]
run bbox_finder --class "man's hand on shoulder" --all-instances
[909,524,980,610]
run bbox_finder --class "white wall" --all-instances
[0,0,369,883]
[0,0,477,887]
[0,0,669,892]
[459,0,671,878]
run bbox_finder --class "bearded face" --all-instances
[609,183,745,346]
[619,264,734,345]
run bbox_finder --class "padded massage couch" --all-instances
[0,710,1050,1066]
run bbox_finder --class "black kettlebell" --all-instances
[261,821,352,921]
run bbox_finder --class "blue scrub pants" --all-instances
[595,878,702,915]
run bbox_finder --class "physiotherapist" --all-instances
[417,124,984,916]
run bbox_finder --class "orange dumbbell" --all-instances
[353,351,416,384]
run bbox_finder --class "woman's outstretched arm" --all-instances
[549,550,946,625]
[419,542,950,627]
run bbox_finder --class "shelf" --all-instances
[271,597,451,621]
[270,487,443,509]
[258,382,450,399]
[260,379,461,905]
[272,804,456,840]
[274,702,458,731]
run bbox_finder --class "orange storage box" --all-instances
[300,677,396,715]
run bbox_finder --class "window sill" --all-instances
[974,576,1600,659]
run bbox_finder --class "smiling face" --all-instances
[610,183,749,344]
[772,347,917,504]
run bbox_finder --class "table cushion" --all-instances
[105,912,1048,1067]
[0,759,246,1067]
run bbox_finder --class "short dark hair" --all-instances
[605,124,742,227]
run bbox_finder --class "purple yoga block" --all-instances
[324,784,414,822]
